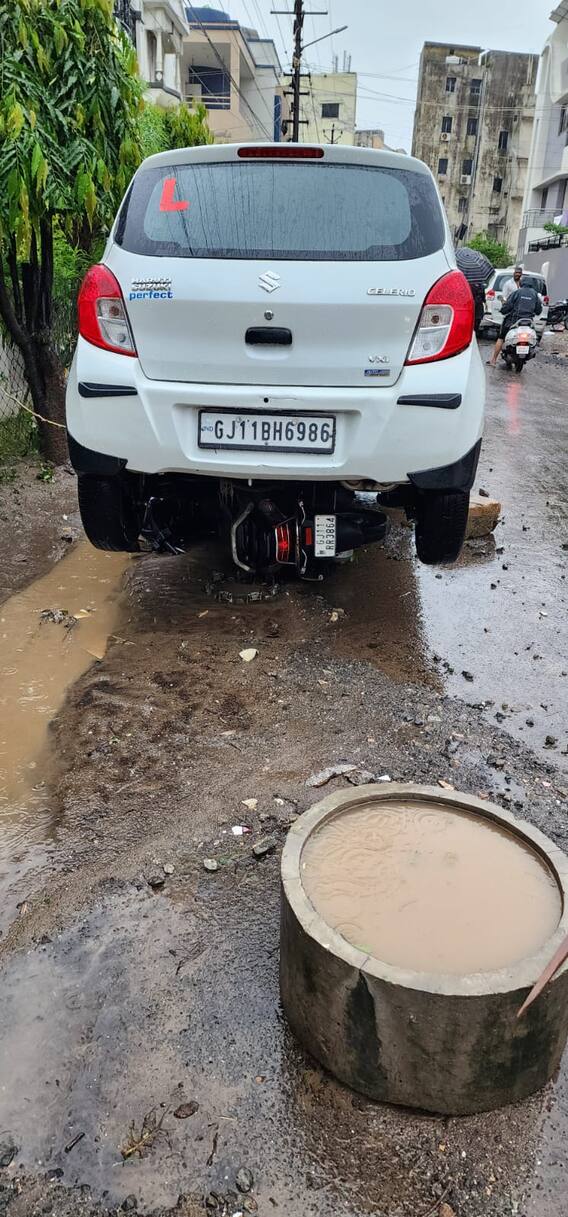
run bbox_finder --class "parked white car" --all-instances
[480,267,549,339]
[66,143,485,573]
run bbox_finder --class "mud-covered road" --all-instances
[0,356,567,1217]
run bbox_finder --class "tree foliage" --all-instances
[544,220,568,237]
[0,0,144,256]
[0,0,145,461]
[468,232,512,269]
[139,100,213,160]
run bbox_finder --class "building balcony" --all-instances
[521,207,562,228]
[185,88,231,110]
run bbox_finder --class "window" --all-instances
[487,223,498,238]
[188,65,231,109]
[118,161,446,262]
[470,78,482,97]
[321,102,340,119]
[493,176,502,193]
[467,116,478,136]
[446,76,456,93]
[559,106,567,134]
[441,115,452,134]
[438,157,448,176]
[498,130,509,152]
[458,197,467,213]
[541,187,549,209]
[462,158,473,176]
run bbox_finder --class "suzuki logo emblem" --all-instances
[258,271,281,293]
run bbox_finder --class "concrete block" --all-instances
[280,784,568,1115]
[466,494,501,539]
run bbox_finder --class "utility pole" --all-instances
[272,4,347,142]
[291,0,303,142]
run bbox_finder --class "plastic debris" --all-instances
[232,825,251,836]
[239,648,258,662]
[203,858,219,873]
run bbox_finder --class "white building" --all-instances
[298,73,357,145]
[114,0,189,107]
[183,6,287,143]
[519,2,568,256]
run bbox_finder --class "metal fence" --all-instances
[0,334,36,470]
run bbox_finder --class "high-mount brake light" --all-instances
[237,146,324,159]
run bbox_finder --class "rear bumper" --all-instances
[69,431,482,496]
[66,337,485,485]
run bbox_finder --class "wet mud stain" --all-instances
[0,541,127,930]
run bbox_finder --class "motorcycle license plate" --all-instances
[516,345,529,355]
[314,515,337,557]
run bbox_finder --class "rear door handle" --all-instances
[245,327,292,346]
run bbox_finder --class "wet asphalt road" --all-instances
[0,353,567,1217]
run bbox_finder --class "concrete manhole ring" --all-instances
[280,784,568,1114]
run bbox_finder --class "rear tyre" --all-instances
[77,472,143,552]
[414,491,469,566]
[514,358,524,373]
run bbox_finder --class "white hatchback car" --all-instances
[66,143,485,574]
[480,267,549,340]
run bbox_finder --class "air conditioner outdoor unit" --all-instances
[461,174,472,185]
[440,132,451,142]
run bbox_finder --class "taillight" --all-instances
[78,264,136,356]
[486,289,495,298]
[544,295,550,305]
[406,270,474,365]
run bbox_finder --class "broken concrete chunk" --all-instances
[252,837,276,859]
[466,494,501,539]
[239,648,258,663]
[306,764,358,787]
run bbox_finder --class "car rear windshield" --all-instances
[116,160,445,261]
[494,272,546,294]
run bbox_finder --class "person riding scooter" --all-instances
[488,276,542,367]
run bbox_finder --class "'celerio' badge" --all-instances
[367,287,416,297]
[129,277,173,301]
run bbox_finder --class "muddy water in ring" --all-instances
[301,800,562,974]
[0,541,128,927]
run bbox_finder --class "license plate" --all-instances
[314,514,337,558]
[198,411,336,454]
[516,345,529,355]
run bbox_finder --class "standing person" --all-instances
[502,266,523,302]
[487,277,542,367]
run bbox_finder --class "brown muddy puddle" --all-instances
[0,541,127,926]
[301,800,562,974]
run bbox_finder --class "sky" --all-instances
[213,0,556,149]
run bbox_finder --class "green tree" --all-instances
[0,0,144,463]
[544,220,568,237]
[467,232,512,269]
[138,99,213,159]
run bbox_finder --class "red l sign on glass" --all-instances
[159,177,189,212]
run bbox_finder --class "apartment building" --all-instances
[183,6,286,142]
[355,129,406,153]
[295,72,357,145]
[518,2,568,259]
[412,42,537,251]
